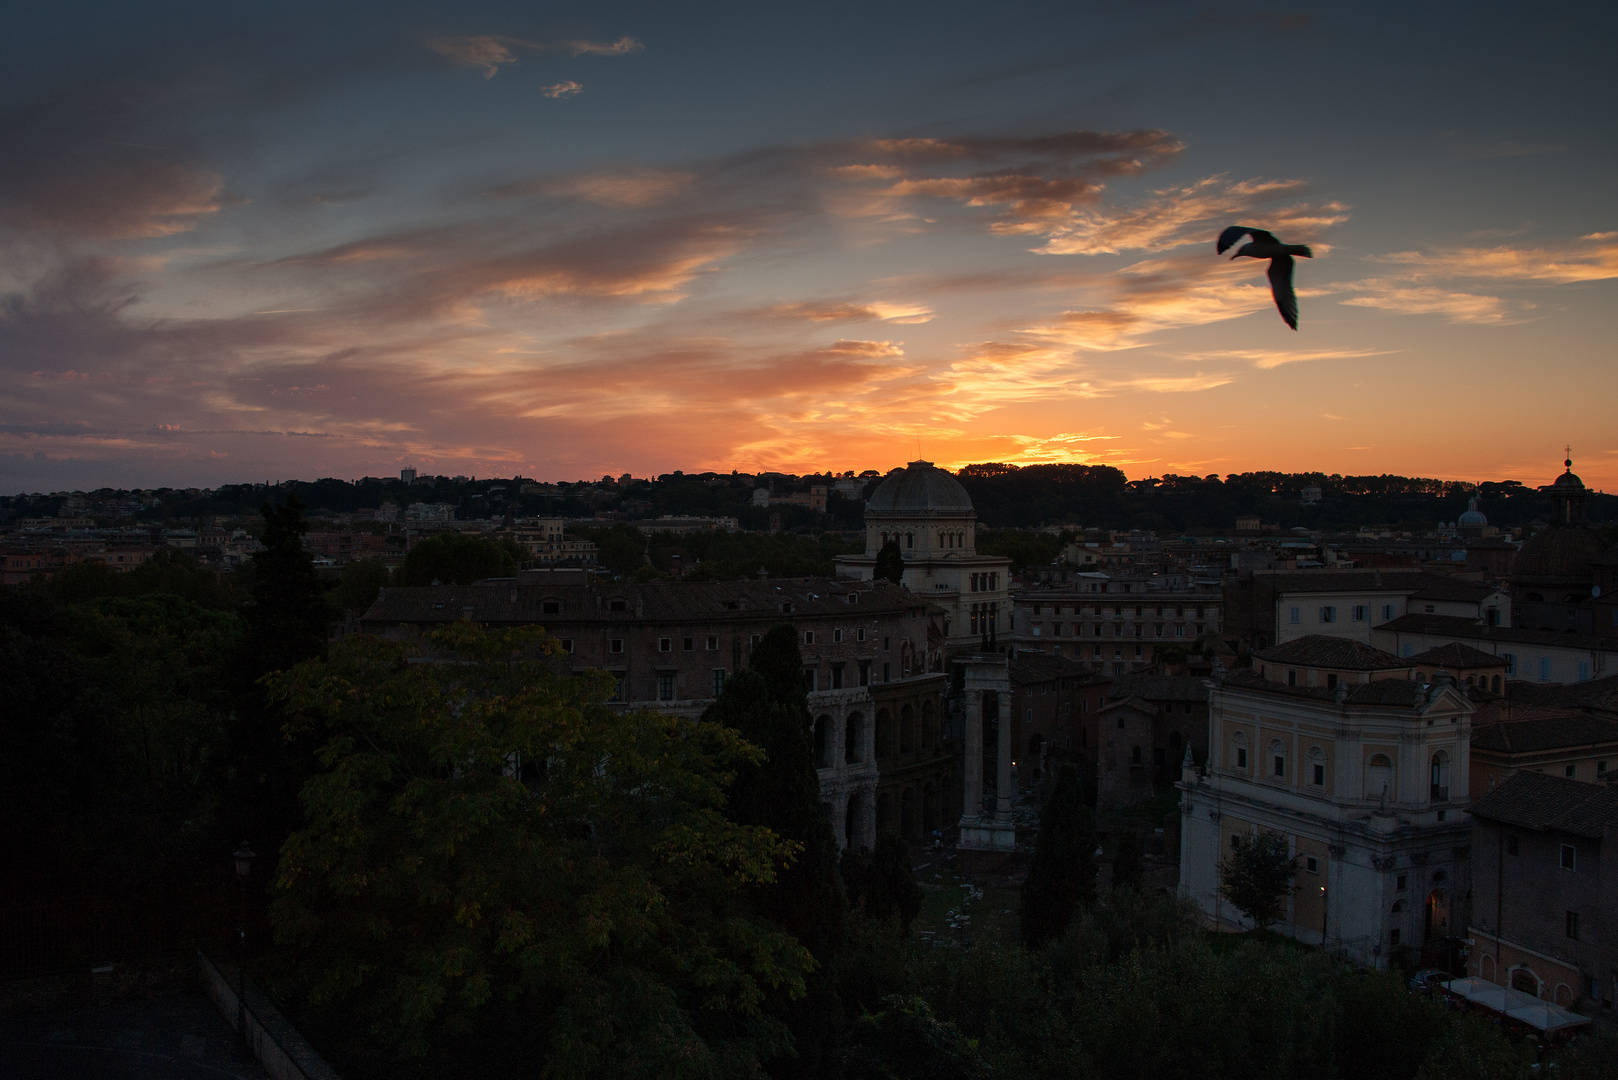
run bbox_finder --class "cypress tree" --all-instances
[1110,829,1144,893]
[844,831,924,933]
[1019,763,1096,949]
[873,539,904,584]
[704,624,846,959]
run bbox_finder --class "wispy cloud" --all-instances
[541,81,584,99]
[426,34,643,78]
[1367,233,1618,284]
[1168,347,1397,370]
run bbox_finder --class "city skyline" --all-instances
[2,2,1614,491]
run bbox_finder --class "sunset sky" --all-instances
[2,1,1614,492]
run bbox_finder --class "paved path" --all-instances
[0,989,268,1079]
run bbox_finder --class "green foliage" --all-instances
[582,523,649,576]
[43,548,241,610]
[334,557,390,613]
[396,532,517,587]
[648,528,857,580]
[267,625,812,1074]
[841,996,988,1080]
[842,832,924,933]
[705,625,846,960]
[1219,833,1297,930]
[873,539,904,584]
[0,587,242,881]
[1109,830,1144,893]
[1413,1016,1535,1080]
[1020,763,1096,949]
[974,529,1074,571]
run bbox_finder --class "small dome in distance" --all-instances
[1458,496,1487,526]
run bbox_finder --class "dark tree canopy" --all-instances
[1110,830,1144,894]
[1020,763,1096,949]
[246,495,335,677]
[842,831,924,933]
[874,539,904,584]
[705,625,847,961]
[396,532,521,587]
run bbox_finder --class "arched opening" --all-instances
[1365,753,1395,802]
[875,791,894,837]
[875,708,894,759]
[1510,967,1541,997]
[1554,983,1573,1007]
[846,790,866,850]
[1480,953,1496,982]
[901,787,917,837]
[1491,674,1502,693]
[921,699,938,748]
[900,704,916,753]
[1269,738,1287,780]
[1307,745,1327,787]
[1230,730,1248,773]
[1424,889,1448,940]
[922,782,939,833]
[845,711,865,764]
[1430,751,1450,801]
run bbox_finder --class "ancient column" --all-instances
[961,687,983,821]
[995,687,1013,820]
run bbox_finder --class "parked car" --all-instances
[1408,968,1449,995]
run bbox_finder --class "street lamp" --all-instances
[233,844,255,1044]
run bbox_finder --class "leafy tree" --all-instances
[585,523,649,577]
[1219,832,1296,931]
[334,557,390,613]
[267,625,811,1074]
[1110,830,1144,893]
[396,533,517,586]
[1019,763,1095,949]
[841,996,989,1080]
[874,539,904,584]
[843,832,924,933]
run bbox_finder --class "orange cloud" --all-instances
[426,34,643,77]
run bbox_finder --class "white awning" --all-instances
[1441,977,1591,1032]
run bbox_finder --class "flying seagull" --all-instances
[1217,226,1312,330]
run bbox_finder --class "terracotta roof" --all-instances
[1250,570,1494,599]
[1471,715,1618,755]
[1008,652,1102,687]
[1407,642,1507,669]
[361,576,926,626]
[1255,634,1409,671]
[1507,674,1618,716]
[1223,669,1444,708]
[1377,613,1618,653]
[1467,770,1618,838]
[1109,673,1210,702]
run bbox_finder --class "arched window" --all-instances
[1230,731,1248,772]
[1269,738,1287,780]
[1510,967,1541,996]
[875,709,894,759]
[1307,745,1327,786]
[906,532,914,548]
[1430,751,1449,801]
[1391,899,1405,914]
[1365,753,1395,801]
[845,712,865,764]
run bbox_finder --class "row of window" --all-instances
[1032,621,1202,638]
[1031,603,1212,618]
[1288,603,1398,624]
[968,572,1001,592]
[968,603,999,634]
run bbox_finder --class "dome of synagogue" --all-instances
[867,460,974,514]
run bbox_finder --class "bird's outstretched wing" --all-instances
[1267,255,1299,330]
[1216,225,1278,254]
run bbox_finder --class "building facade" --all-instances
[360,574,953,851]
[834,460,1012,653]
[1180,668,1474,968]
